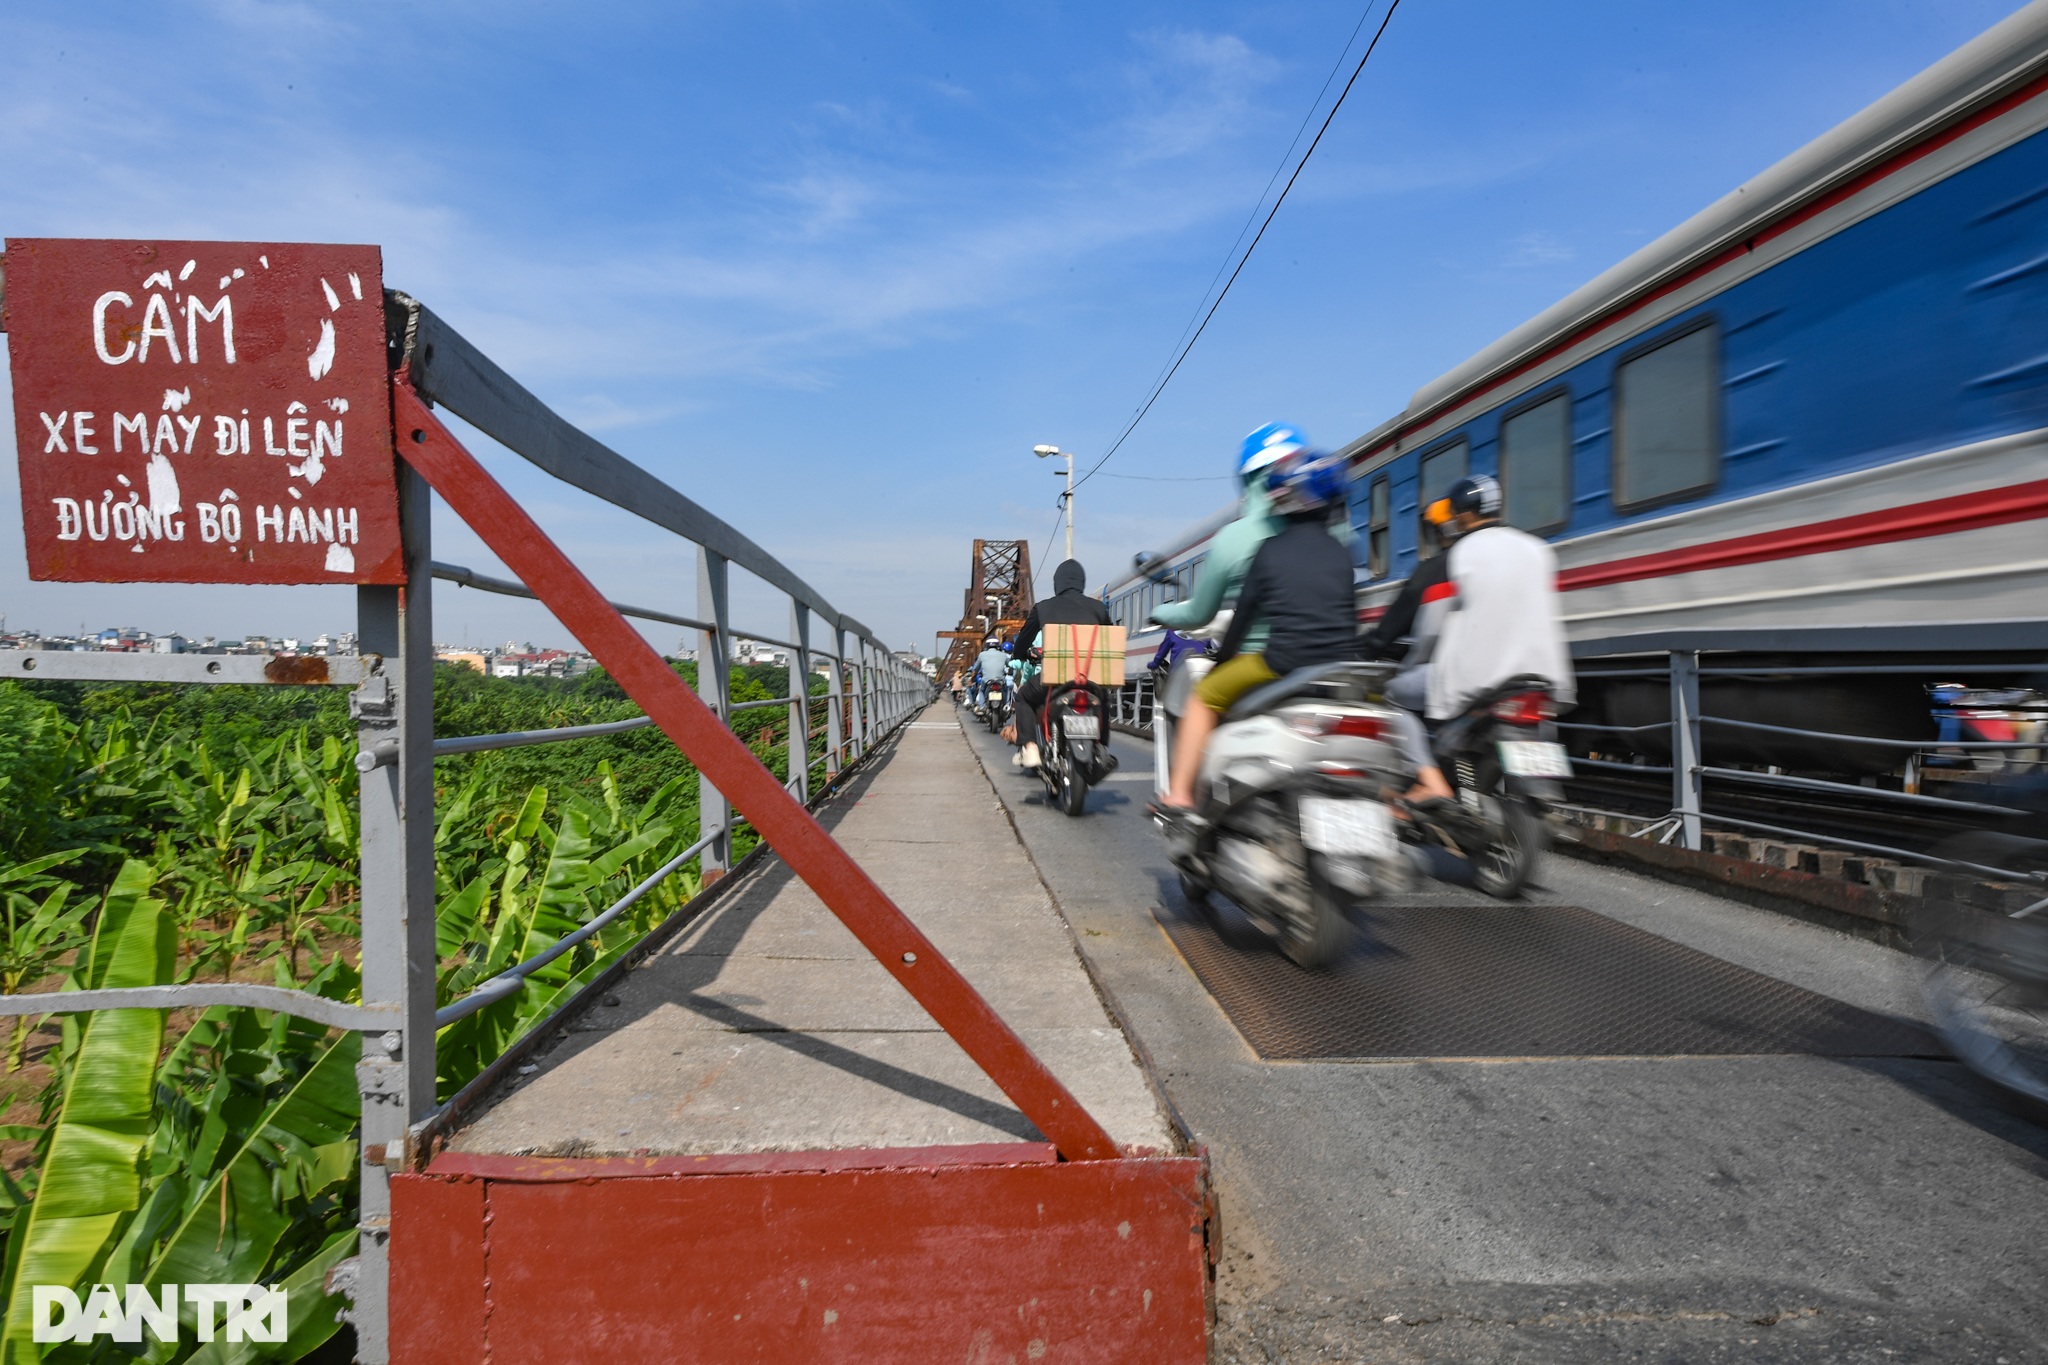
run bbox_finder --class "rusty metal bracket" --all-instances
[389,379,1117,1162]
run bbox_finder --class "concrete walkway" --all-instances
[449,705,1172,1157]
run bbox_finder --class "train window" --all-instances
[1367,476,1390,578]
[1614,321,1719,511]
[1500,390,1570,533]
[1417,440,1467,559]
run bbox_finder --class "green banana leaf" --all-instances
[0,860,173,1363]
[180,1226,356,1365]
[135,1032,358,1362]
[513,808,599,990]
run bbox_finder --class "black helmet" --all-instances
[1446,474,1502,519]
[1423,474,1503,542]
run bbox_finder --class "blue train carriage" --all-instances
[1337,2,2048,778]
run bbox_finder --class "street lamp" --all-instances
[1034,444,1074,564]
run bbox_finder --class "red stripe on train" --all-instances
[1558,477,2048,592]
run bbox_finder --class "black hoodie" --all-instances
[1216,512,1360,675]
[1013,559,1112,658]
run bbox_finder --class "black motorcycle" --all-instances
[983,678,1009,734]
[1909,775,2048,1106]
[1404,673,1569,898]
[1036,681,1117,817]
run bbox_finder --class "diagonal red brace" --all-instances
[392,381,1118,1161]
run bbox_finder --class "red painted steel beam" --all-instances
[390,380,1118,1161]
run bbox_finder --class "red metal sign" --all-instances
[3,238,403,583]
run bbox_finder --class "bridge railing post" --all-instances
[1671,649,1703,851]
[850,642,869,760]
[698,549,732,876]
[826,628,847,779]
[870,646,883,734]
[790,602,812,802]
[351,464,437,1365]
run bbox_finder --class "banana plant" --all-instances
[0,853,89,1072]
[0,861,174,1363]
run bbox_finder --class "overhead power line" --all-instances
[1072,0,1404,496]
[1130,2,1384,408]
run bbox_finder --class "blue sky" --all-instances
[0,0,2026,656]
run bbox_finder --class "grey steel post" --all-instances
[863,642,879,742]
[351,464,437,1365]
[790,601,812,803]
[862,642,877,745]
[846,639,867,761]
[1670,649,1703,851]
[875,649,887,733]
[825,629,847,779]
[698,548,732,875]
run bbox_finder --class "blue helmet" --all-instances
[1238,422,1308,481]
[1265,446,1346,515]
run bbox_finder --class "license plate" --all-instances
[1299,798,1396,857]
[1061,714,1098,740]
[1498,740,1572,778]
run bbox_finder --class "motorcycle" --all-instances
[1406,673,1569,899]
[1154,647,1410,968]
[1908,777,2048,1106]
[982,678,1009,734]
[1035,679,1118,816]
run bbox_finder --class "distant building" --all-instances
[150,634,188,654]
[96,626,150,652]
[734,639,789,668]
[437,651,491,673]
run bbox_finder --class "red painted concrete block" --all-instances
[389,1174,488,1361]
[392,1151,1210,1363]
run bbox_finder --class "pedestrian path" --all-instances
[448,703,1173,1156]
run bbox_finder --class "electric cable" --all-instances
[1131,1,1383,405]
[1072,0,1404,495]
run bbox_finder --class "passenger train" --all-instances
[1106,3,2048,754]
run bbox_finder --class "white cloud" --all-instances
[1502,230,1576,268]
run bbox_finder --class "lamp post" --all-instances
[1034,444,1074,563]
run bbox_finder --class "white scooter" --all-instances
[1153,625,1412,968]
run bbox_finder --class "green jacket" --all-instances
[1150,486,1280,653]
[1150,486,1353,656]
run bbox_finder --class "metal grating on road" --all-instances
[1157,901,1941,1061]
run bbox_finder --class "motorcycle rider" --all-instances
[1005,559,1113,769]
[1149,422,1304,649]
[973,636,1008,712]
[1369,475,1572,800]
[1156,446,1358,812]
[1360,504,1456,801]
[1423,473,1575,723]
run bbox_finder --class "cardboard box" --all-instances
[1040,624,1126,686]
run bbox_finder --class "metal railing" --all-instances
[0,293,931,1363]
[1564,649,2046,876]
